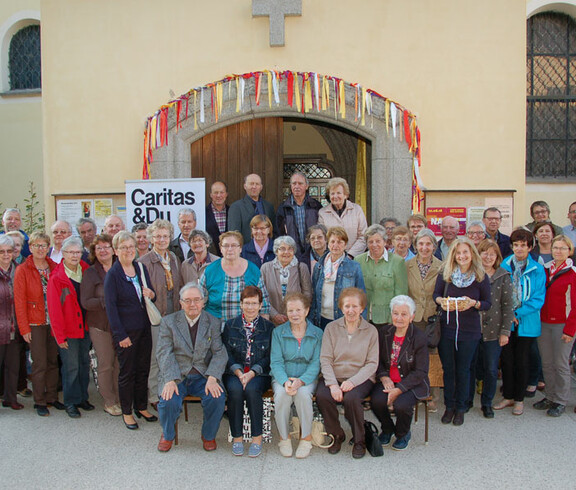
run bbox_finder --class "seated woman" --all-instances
[260,235,312,325]
[316,288,378,459]
[241,215,275,269]
[222,286,275,458]
[270,292,323,459]
[370,295,429,451]
[180,230,219,284]
[310,227,365,330]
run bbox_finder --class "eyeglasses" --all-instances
[484,217,501,221]
[277,247,294,253]
[533,210,548,215]
[0,249,14,255]
[181,297,204,305]
[242,301,261,307]
[251,226,270,231]
[467,231,485,237]
[31,244,49,250]
[117,245,136,251]
[95,246,112,252]
[552,246,570,251]
[52,230,69,235]
[221,244,240,249]
[152,235,170,241]
[63,250,82,256]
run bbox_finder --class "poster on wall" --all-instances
[94,199,113,230]
[426,207,467,236]
[485,198,513,235]
[125,179,206,233]
[57,199,94,228]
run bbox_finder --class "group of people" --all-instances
[0,176,574,459]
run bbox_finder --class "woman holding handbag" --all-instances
[104,231,157,430]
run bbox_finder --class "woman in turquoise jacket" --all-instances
[495,228,545,416]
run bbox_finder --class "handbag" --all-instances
[364,420,384,457]
[311,419,334,448]
[137,262,162,326]
[425,281,448,349]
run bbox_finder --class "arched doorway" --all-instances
[146,71,420,224]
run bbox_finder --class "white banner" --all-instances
[125,179,206,233]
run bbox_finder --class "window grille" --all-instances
[9,24,41,91]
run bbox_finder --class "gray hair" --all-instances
[0,235,15,248]
[306,224,327,243]
[467,221,486,233]
[112,230,136,249]
[50,220,72,233]
[61,236,84,252]
[380,217,401,227]
[415,228,438,250]
[364,224,387,241]
[179,281,205,300]
[178,208,197,220]
[131,223,148,233]
[390,295,416,316]
[273,235,297,254]
[76,217,96,232]
[104,215,125,227]
[290,171,309,186]
[6,231,24,243]
[189,229,212,246]
[2,208,21,219]
[147,219,174,242]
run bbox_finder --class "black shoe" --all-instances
[452,411,465,426]
[34,405,50,417]
[135,410,158,422]
[524,389,536,398]
[123,415,139,430]
[65,404,81,418]
[547,403,566,417]
[441,409,455,424]
[328,433,345,455]
[76,400,95,411]
[49,401,66,411]
[481,406,494,419]
[533,398,553,410]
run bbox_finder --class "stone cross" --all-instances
[252,0,302,47]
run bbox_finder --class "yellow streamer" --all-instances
[339,81,346,119]
[150,115,157,150]
[294,73,301,112]
[355,139,367,214]
[217,82,223,118]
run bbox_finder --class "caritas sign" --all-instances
[125,179,206,231]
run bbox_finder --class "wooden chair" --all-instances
[414,351,444,445]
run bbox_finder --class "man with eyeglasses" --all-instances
[48,221,73,264]
[466,221,487,247]
[482,207,512,259]
[562,201,576,245]
[1,208,30,258]
[525,201,563,236]
[156,282,227,453]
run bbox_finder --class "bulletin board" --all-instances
[53,193,126,232]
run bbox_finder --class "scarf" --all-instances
[0,264,15,343]
[451,266,476,288]
[549,257,572,278]
[511,256,527,310]
[157,251,173,291]
[273,256,299,295]
[323,254,345,283]
[242,314,259,372]
[64,263,82,283]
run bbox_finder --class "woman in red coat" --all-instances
[534,235,576,417]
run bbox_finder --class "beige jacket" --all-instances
[318,200,367,257]
[138,251,181,316]
[260,260,312,317]
[320,316,378,387]
[406,256,443,323]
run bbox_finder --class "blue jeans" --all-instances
[58,331,91,406]
[438,336,479,412]
[468,339,502,407]
[223,374,271,438]
[158,373,226,442]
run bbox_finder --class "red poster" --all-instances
[426,207,467,236]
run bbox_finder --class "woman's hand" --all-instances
[272,314,288,325]
[58,340,68,349]
[457,296,474,312]
[239,370,256,389]
[561,334,573,344]
[161,380,179,400]
[340,380,355,392]
[381,376,394,391]
[119,336,132,348]
[23,332,32,343]
[142,287,155,299]
[437,297,449,311]
[286,377,303,395]
[499,334,509,347]
[384,387,402,406]
[329,384,343,402]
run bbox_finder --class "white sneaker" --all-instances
[278,439,293,457]
[295,439,312,459]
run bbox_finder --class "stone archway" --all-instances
[146,71,419,224]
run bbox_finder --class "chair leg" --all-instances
[184,399,188,422]
[175,421,179,446]
[414,401,419,423]
[424,400,429,444]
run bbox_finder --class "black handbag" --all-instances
[425,281,448,349]
[364,421,384,457]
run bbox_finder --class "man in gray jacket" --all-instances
[156,283,227,452]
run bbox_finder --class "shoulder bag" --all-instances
[138,262,162,326]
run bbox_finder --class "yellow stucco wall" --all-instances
[41,0,529,222]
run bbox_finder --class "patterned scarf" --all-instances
[157,251,173,291]
[323,254,345,283]
[242,314,259,372]
[511,256,527,310]
[451,266,476,288]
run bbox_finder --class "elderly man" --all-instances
[169,208,197,262]
[76,218,97,252]
[103,215,125,238]
[205,181,229,256]
[48,221,73,263]
[276,171,322,258]
[434,216,460,260]
[482,207,512,259]
[562,201,576,244]
[466,221,486,248]
[156,283,227,453]
[2,208,30,257]
[228,173,276,244]
[525,201,563,235]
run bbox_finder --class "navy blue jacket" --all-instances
[276,194,322,258]
[241,239,275,269]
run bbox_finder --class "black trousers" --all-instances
[500,330,532,402]
[371,382,417,438]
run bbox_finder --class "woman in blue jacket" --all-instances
[495,228,546,416]
[309,227,366,330]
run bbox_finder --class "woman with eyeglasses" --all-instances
[14,232,62,416]
[104,231,157,430]
[80,234,121,416]
[241,215,275,269]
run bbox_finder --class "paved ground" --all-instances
[1,376,575,489]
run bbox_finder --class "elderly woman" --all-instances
[433,237,491,426]
[380,217,400,250]
[104,231,157,430]
[354,224,408,327]
[310,227,365,330]
[222,286,275,458]
[132,223,150,258]
[271,292,323,459]
[533,235,576,417]
[391,226,415,261]
[80,234,121,416]
[466,221,487,248]
[6,231,25,264]
[318,177,367,257]
[200,231,270,322]
[302,224,327,275]
[241,215,275,269]
[371,295,429,451]
[47,236,92,418]
[470,239,514,418]
[316,288,378,459]
[260,235,312,326]
[0,236,23,410]
[180,230,219,284]
[138,219,181,410]
[494,229,546,416]
[14,232,61,416]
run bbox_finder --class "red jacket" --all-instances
[541,265,576,337]
[47,261,89,344]
[14,255,58,336]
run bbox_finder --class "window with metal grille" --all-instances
[283,159,334,206]
[9,24,41,91]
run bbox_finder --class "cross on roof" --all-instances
[252,0,302,47]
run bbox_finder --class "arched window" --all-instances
[8,24,41,90]
[283,159,334,206]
